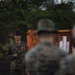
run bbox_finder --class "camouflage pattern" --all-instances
[35,19,57,34]
[7,41,27,70]
[25,19,67,75]
[25,42,67,75]
[10,70,24,75]
[56,54,75,75]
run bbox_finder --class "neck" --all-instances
[39,38,53,44]
[15,40,21,44]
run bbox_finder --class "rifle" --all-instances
[5,50,25,61]
[10,50,25,61]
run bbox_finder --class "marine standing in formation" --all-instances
[25,19,67,75]
[6,30,27,75]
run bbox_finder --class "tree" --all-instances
[0,0,75,44]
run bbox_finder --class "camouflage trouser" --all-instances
[10,70,25,75]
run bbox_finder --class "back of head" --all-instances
[35,19,57,34]
[37,19,55,30]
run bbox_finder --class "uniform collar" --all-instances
[14,41,22,47]
[39,41,53,46]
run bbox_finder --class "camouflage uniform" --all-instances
[56,54,75,75]
[25,19,67,75]
[7,41,27,75]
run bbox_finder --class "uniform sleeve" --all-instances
[25,43,28,53]
[23,43,28,54]
[6,44,12,55]
[22,43,28,62]
[25,51,37,75]
[54,46,68,58]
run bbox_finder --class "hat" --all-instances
[35,19,58,34]
[14,29,21,36]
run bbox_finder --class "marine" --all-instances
[6,30,27,75]
[25,19,67,75]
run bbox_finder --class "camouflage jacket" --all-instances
[7,41,27,70]
[25,42,67,75]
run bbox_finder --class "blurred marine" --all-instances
[25,19,67,75]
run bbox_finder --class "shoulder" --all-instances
[25,44,40,61]
[52,45,64,51]
[7,42,14,48]
[26,45,39,56]
[52,45,68,56]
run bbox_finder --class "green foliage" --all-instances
[0,0,75,44]
[2,45,8,51]
[0,53,3,58]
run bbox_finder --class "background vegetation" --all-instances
[0,0,75,57]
